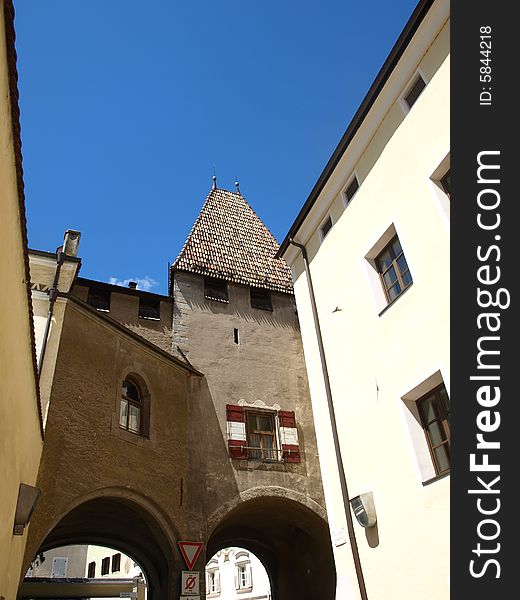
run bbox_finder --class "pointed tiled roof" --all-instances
[172,188,293,294]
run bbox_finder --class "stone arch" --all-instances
[206,487,336,600]
[34,487,181,600]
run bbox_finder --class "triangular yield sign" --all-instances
[178,541,203,570]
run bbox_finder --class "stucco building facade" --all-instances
[279,1,450,598]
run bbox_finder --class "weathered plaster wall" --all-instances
[24,300,193,595]
[172,271,327,533]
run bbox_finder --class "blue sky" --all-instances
[14,0,418,294]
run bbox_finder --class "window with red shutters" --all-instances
[225,405,301,463]
[278,410,300,463]
[226,404,247,459]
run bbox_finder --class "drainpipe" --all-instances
[37,248,65,377]
[37,230,81,378]
[289,239,368,600]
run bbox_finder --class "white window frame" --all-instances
[206,568,220,595]
[399,68,428,115]
[342,172,360,207]
[235,561,252,591]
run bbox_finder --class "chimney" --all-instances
[62,230,81,257]
[128,281,138,289]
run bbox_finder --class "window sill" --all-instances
[378,282,413,317]
[112,420,153,447]
[422,471,450,487]
[205,295,229,303]
[138,315,161,321]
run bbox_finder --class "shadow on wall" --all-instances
[178,295,300,333]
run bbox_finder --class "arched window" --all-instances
[119,378,142,434]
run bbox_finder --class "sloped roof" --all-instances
[172,188,293,294]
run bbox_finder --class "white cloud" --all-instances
[108,276,158,292]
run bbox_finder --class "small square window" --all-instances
[404,74,426,109]
[250,288,272,311]
[87,287,111,311]
[344,176,359,205]
[204,277,229,302]
[139,296,160,320]
[101,557,110,576]
[375,235,412,304]
[320,215,333,240]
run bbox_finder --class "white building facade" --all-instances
[206,548,271,600]
[279,1,450,598]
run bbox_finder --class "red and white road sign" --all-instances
[178,541,203,570]
[181,571,200,595]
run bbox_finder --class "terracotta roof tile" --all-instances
[172,188,293,294]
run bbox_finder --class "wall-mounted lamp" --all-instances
[350,492,377,528]
[13,483,41,535]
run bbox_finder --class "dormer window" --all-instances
[204,277,229,302]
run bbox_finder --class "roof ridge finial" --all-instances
[212,168,217,190]
[234,177,241,195]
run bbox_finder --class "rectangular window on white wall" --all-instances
[236,563,252,590]
[343,174,359,206]
[319,214,333,241]
[51,557,68,578]
[401,371,450,484]
[207,569,220,594]
[400,70,427,113]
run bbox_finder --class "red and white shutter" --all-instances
[278,410,301,463]
[226,404,247,459]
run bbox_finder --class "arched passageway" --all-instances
[207,496,336,600]
[36,497,178,599]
